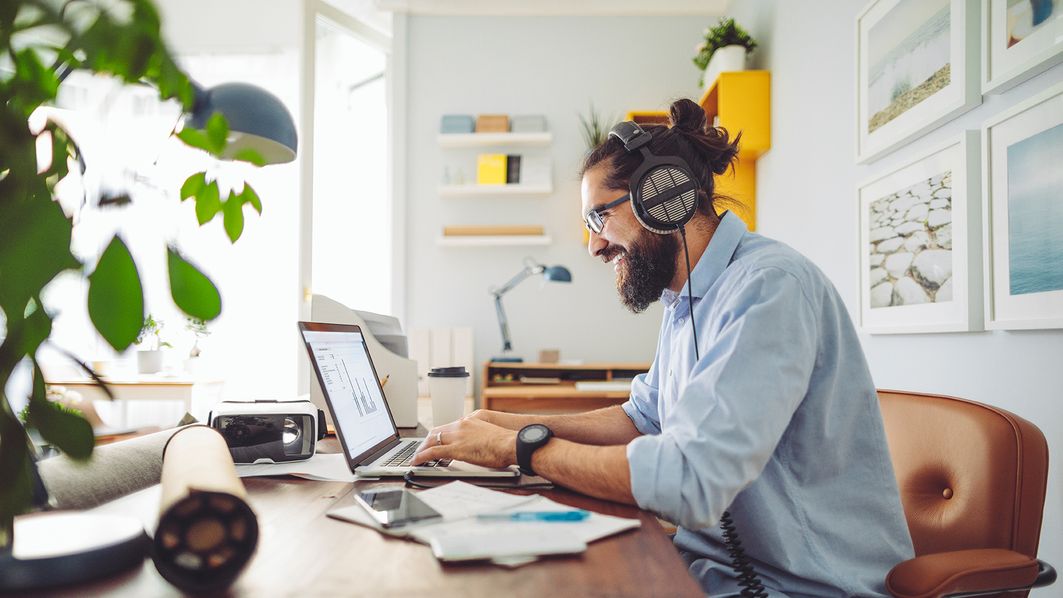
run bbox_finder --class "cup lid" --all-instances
[428,366,470,378]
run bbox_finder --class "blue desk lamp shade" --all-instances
[189,83,298,164]
[491,260,572,362]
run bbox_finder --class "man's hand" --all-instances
[463,409,526,431]
[411,417,517,469]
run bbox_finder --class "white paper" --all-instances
[234,452,359,482]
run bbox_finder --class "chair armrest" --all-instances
[885,548,1039,598]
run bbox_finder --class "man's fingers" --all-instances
[411,445,446,465]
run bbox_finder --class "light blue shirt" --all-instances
[623,212,914,597]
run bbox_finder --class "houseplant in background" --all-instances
[184,316,210,374]
[0,0,282,560]
[577,102,616,152]
[135,314,172,374]
[693,18,758,91]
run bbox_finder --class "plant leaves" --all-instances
[180,172,205,201]
[205,113,229,154]
[176,126,214,154]
[0,193,80,317]
[222,193,245,243]
[241,183,262,214]
[87,235,144,352]
[0,408,34,524]
[194,180,222,225]
[28,364,93,460]
[231,148,266,167]
[167,247,221,321]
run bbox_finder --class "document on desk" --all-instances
[234,452,358,482]
[327,481,641,565]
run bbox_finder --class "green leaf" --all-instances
[0,408,34,524]
[28,364,93,460]
[168,247,221,321]
[231,148,266,167]
[222,193,245,243]
[87,236,144,352]
[0,194,80,316]
[241,183,262,214]
[205,113,229,154]
[194,180,222,225]
[180,172,206,201]
[176,127,214,153]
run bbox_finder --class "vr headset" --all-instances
[208,400,326,464]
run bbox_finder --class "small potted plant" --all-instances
[136,314,172,374]
[693,18,758,91]
[578,102,616,152]
[184,316,210,374]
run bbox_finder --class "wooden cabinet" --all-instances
[481,361,650,414]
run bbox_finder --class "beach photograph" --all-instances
[867,0,951,133]
[1006,121,1063,296]
[1007,0,1062,47]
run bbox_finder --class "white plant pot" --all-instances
[137,350,164,374]
[703,45,748,92]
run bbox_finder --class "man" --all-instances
[413,101,914,596]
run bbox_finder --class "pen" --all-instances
[476,510,590,522]
[380,374,390,388]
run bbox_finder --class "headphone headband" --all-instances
[608,121,652,151]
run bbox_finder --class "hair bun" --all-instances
[668,98,707,134]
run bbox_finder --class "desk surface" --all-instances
[45,440,702,597]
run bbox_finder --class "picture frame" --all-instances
[855,0,981,163]
[858,131,982,334]
[982,81,1063,329]
[982,0,1063,94]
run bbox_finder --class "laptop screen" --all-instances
[300,325,397,460]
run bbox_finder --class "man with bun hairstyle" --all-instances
[415,98,913,596]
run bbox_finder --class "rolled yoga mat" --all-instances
[152,424,259,593]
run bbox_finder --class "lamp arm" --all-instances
[494,293,513,353]
[493,264,544,296]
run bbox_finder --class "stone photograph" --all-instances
[867,171,954,308]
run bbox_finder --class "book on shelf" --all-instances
[477,154,507,185]
[443,225,544,237]
[505,155,521,184]
[475,114,509,133]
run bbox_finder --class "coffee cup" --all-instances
[427,366,470,426]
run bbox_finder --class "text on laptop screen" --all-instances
[304,330,393,458]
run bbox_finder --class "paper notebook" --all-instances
[327,481,641,565]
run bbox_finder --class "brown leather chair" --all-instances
[878,389,1056,598]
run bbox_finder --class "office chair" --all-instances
[878,389,1056,598]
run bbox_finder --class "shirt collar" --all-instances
[661,211,747,305]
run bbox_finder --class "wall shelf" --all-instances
[437,132,552,148]
[437,235,552,247]
[438,183,553,197]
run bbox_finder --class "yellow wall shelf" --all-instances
[626,70,771,231]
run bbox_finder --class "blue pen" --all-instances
[476,510,590,522]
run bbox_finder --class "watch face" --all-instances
[520,425,548,443]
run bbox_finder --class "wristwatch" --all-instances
[516,424,553,476]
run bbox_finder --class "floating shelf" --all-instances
[436,235,552,247]
[437,132,552,148]
[438,183,553,197]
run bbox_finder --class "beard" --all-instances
[605,230,678,313]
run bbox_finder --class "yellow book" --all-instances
[477,154,508,185]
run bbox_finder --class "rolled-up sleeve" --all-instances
[626,266,818,529]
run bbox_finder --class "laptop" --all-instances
[298,321,519,478]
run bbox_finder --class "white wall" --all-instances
[728,0,1063,585]
[405,16,711,385]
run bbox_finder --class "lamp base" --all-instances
[0,512,148,592]
[490,356,524,363]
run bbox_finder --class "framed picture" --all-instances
[982,0,1063,93]
[856,0,981,163]
[859,132,982,333]
[983,81,1063,329]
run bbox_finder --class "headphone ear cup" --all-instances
[630,163,700,234]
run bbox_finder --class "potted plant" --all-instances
[135,314,172,374]
[578,102,616,151]
[693,18,758,91]
[184,316,211,374]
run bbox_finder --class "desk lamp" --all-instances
[187,82,297,164]
[490,258,572,363]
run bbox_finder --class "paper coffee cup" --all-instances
[427,367,469,426]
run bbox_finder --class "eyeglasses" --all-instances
[584,193,630,234]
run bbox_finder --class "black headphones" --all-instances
[608,121,701,235]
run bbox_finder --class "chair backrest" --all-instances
[878,390,1049,557]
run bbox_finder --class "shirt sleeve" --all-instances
[626,266,818,530]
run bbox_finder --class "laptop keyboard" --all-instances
[382,440,452,468]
